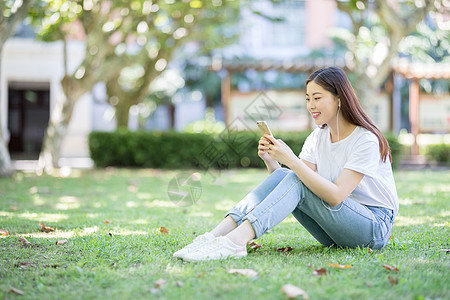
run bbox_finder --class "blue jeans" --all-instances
[226,168,394,249]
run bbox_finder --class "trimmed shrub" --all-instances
[89,130,400,169]
[427,143,450,165]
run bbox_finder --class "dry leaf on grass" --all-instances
[127,185,138,193]
[104,219,112,224]
[160,226,169,234]
[0,228,9,236]
[9,287,24,295]
[383,264,399,272]
[150,278,166,294]
[19,262,34,268]
[327,263,352,269]
[388,276,399,286]
[155,278,166,288]
[281,284,309,299]
[228,269,258,278]
[19,237,31,245]
[248,241,262,251]
[56,239,68,245]
[39,222,55,232]
[275,246,294,253]
[312,268,328,277]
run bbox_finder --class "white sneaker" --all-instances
[173,232,215,259]
[182,236,247,262]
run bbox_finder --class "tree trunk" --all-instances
[38,76,81,173]
[115,101,133,129]
[0,46,12,177]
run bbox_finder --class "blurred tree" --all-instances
[0,0,34,176]
[333,0,447,106]
[105,1,239,128]
[31,0,239,172]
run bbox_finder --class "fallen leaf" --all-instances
[327,263,352,269]
[19,237,31,245]
[228,269,258,278]
[29,186,38,194]
[388,276,399,286]
[383,264,399,272]
[104,219,112,224]
[176,281,184,287]
[281,284,309,299]
[19,262,34,268]
[248,241,262,251]
[160,226,169,234]
[155,278,166,289]
[276,246,294,253]
[312,268,328,277]
[0,228,9,236]
[9,287,24,295]
[128,185,138,193]
[39,222,55,232]
[56,239,68,245]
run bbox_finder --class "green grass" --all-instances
[0,168,449,300]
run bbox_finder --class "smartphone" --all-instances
[256,120,273,136]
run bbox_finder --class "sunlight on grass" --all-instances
[214,199,236,211]
[143,200,176,208]
[395,215,436,226]
[54,196,81,210]
[136,193,153,200]
[18,212,69,222]
[130,219,149,225]
[190,212,214,217]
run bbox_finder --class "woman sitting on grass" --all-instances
[174,66,399,262]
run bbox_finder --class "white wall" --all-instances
[1,38,91,159]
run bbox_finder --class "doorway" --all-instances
[8,82,50,160]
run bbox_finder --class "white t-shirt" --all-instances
[299,126,399,215]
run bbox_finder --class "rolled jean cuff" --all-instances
[225,208,245,226]
[242,214,264,239]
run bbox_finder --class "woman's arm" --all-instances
[262,135,364,206]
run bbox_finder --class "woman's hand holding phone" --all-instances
[258,135,274,162]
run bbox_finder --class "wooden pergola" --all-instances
[393,59,450,155]
[217,58,347,124]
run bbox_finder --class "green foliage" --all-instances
[89,130,311,169]
[385,132,402,168]
[427,143,450,165]
[89,130,401,169]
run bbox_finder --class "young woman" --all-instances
[174,66,398,262]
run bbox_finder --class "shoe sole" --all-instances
[182,252,247,262]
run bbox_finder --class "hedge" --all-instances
[427,143,450,165]
[89,130,401,169]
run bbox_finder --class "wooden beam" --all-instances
[221,74,231,125]
[409,78,420,156]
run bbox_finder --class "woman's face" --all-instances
[306,80,339,126]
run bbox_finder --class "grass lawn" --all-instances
[0,168,449,299]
